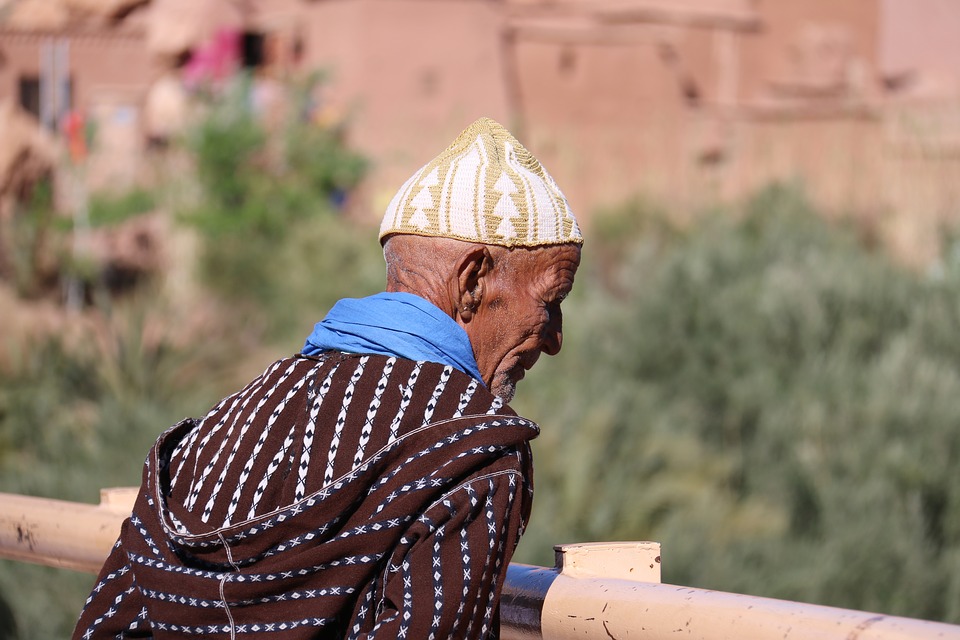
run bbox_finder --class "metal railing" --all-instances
[2,490,960,640]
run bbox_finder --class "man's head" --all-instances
[384,235,579,402]
[380,118,583,401]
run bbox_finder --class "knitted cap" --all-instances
[379,117,582,248]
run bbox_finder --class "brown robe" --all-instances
[74,352,537,639]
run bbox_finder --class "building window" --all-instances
[242,32,265,69]
[18,74,73,130]
[18,76,41,119]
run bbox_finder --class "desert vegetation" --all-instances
[1,82,959,637]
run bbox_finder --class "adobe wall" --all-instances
[1,0,957,263]
[297,0,512,215]
[881,0,960,79]
[511,29,693,214]
[0,29,160,191]
[0,30,158,115]
[506,0,890,228]
[739,0,880,104]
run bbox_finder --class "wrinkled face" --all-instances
[466,244,581,402]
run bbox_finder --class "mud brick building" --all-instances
[1,0,958,261]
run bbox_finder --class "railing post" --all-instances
[553,541,662,581]
[501,541,662,640]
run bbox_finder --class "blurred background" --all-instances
[1,0,960,637]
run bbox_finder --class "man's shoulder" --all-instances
[296,350,516,410]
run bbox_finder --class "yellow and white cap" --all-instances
[379,117,582,248]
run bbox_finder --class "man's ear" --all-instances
[455,245,492,322]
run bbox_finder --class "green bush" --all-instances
[6,159,960,634]
[183,76,366,239]
[0,295,231,639]
[181,75,378,340]
[514,184,960,623]
[86,188,156,228]
[4,178,57,299]
[0,74,376,639]
[2,176,156,305]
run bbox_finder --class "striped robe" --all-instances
[74,352,537,639]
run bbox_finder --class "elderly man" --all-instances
[74,117,582,639]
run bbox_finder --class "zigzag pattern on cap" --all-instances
[380,117,582,248]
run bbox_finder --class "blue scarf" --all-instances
[302,292,485,384]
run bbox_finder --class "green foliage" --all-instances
[187,88,270,235]
[6,123,960,633]
[0,72,383,638]
[0,296,230,639]
[181,75,377,339]
[283,111,370,202]
[2,177,156,305]
[5,178,57,299]
[513,184,960,623]
[86,188,156,228]
[0,586,16,640]
[183,75,367,239]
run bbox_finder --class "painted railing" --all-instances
[2,490,960,640]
